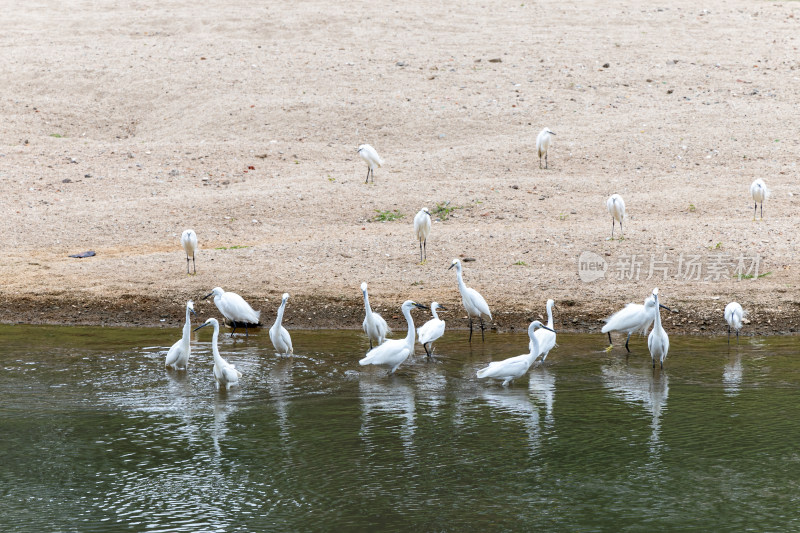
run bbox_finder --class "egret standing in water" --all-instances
[606,194,625,240]
[359,300,428,374]
[357,144,383,184]
[477,321,556,386]
[194,318,242,390]
[750,178,769,220]
[181,229,198,275]
[417,302,446,357]
[270,293,294,355]
[724,302,746,345]
[448,259,492,342]
[602,294,671,352]
[165,301,196,370]
[648,288,670,369]
[203,287,261,337]
[530,299,557,361]
[536,128,555,169]
[413,207,431,263]
[361,282,391,349]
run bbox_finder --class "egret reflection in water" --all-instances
[723,354,743,396]
[359,376,417,457]
[479,387,542,452]
[528,367,556,427]
[602,362,669,450]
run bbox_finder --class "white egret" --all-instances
[724,302,746,345]
[203,287,261,337]
[413,207,431,263]
[648,288,670,369]
[602,294,671,352]
[448,259,492,342]
[530,299,557,361]
[181,229,198,275]
[477,321,555,386]
[536,128,556,169]
[750,178,769,220]
[165,301,196,370]
[357,144,383,183]
[417,302,446,357]
[361,282,391,349]
[606,194,625,239]
[269,293,294,355]
[194,318,242,390]
[359,300,428,374]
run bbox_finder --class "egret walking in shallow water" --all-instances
[750,178,769,220]
[181,229,198,274]
[418,302,446,357]
[648,289,670,369]
[602,294,671,352]
[165,301,196,370]
[194,318,242,390]
[413,207,431,263]
[724,302,746,345]
[448,259,492,342]
[361,282,391,349]
[477,321,555,386]
[536,128,555,169]
[360,300,428,374]
[530,299,557,361]
[606,194,625,240]
[357,144,383,184]
[204,287,261,337]
[270,293,294,355]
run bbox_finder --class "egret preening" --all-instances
[477,321,555,386]
[606,194,625,239]
[165,301,196,370]
[536,128,555,169]
[203,287,261,337]
[417,302,446,357]
[750,178,769,220]
[194,318,242,390]
[181,229,198,274]
[724,302,746,345]
[357,144,383,184]
[602,294,672,352]
[448,259,492,342]
[359,300,428,374]
[530,299,557,361]
[413,207,431,263]
[647,289,670,369]
[270,293,294,355]
[361,282,391,349]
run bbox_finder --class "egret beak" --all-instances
[659,304,673,312]
[447,263,456,270]
[414,303,429,310]
[193,322,210,332]
[438,305,448,311]
[189,308,197,316]
[203,292,213,300]
[540,325,556,333]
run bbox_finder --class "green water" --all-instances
[2,324,800,531]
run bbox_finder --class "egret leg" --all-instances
[423,342,431,358]
[607,331,612,344]
[192,253,196,275]
[652,357,656,369]
[419,241,424,263]
[737,330,740,344]
[245,323,249,338]
[728,326,731,346]
[539,155,542,169]
[625,333,631,353]
[186,256,191,274]
[620,221,623,238]
[480,317,486,342]
[230,322,237,337]
[545,152,548,169]
[760,203,763,220]
[753,202,757,221]
[611,219,615,239]
[660,360,663,369]
[369,339,373,350]
[365,168,370,184]
[423,239,427,262]
[468,318,473,343]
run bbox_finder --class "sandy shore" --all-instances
[1,0,799,336]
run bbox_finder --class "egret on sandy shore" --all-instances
[181,229,198,275]
[165,301,196,370]
[270,293,294,355]
[602,294,672,352]
[606,194,625,240]
[361,282,391,349]
[448,259,492,342]
[477,321,555,386]
[750,178,769,220]
[724,302,746,345]
[648,288,670,369]
[194,318,242,390]
[359,300,429,374]
[413,207,431,263]
[357,144,383,184]
[536,128,556,169]
[418,302,446,358]
[530,299,557,361]
[203,287,261,337]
